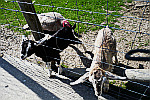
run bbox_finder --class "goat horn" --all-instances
[106,25,109,28]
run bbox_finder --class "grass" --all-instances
[109,80,128,89]
[0,0,131,34]
[61,64,69,68]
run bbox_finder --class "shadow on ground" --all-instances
[69,45,93,68]
[0,57,60,100]
[0,57,100,100]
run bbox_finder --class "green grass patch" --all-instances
[1,0,128,34]
[61,64,69,68]
[127,0,132,3]
[109,80,127,89]
[37,61,42,64]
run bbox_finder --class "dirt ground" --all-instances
[0,1,149,100]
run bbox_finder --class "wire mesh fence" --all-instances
[0,0,150,100]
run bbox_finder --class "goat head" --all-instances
[21,36,36,60]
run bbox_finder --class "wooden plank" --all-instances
[136,4,149,8]
[113,63,135,76]
[18,0,44,40]
[62,68,150,99]
[125,69,150,82]
[63,66,150,82]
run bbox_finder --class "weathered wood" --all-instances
[113,63,150,82]
[125,69,150,82]
[113,63,135,76]
[18,0,44,40]
[63,66,150,82]
[135,4,149,8]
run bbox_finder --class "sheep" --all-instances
[70,26,126,97]
[21,24,83,77]
[23,12,74,32]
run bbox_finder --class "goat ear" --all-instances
[106,25,109,28]
[70,72,89,85]
[105,71,126,80]
[22,35,28,42]
[72,24,76,30]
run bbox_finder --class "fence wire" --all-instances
[1,7,150,36]
[0,0,150,100]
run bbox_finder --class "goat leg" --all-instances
[103,79,109,93]
[58,66,63,75]
[115,55,118,65]
[46,62,52,77]
[55,62,63,75]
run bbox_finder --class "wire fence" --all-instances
[0,0,150,100]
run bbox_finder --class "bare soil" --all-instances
[0,1,149,100]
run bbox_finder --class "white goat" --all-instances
[88,25,118,72]
[70,26,126,97]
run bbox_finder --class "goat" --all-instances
[23,12,84,49]
[21,24,84,77]
[23,12,73,32]
[70,26,126,97]
[88,25,118,72]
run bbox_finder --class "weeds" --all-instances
[110,80,128,89]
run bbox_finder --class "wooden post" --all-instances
[63,67,150,82]
[18,0,44,40]
[125,69,150,82]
